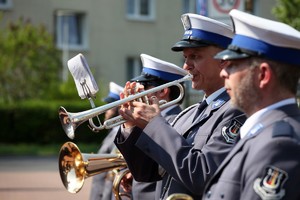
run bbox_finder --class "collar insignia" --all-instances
[211,99,226,110]
[247,123,264,138]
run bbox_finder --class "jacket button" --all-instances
[220,194,224,199]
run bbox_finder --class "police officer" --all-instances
[128,53,189,200]
[203,9,300,200]
[115,13,246,199]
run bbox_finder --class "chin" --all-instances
[191,83,201,90]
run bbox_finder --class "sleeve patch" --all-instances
[253,166,288,200]
[221,119,242,144]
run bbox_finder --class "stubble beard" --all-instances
[231,70,261,114]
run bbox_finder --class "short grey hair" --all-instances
[249,57,300,94]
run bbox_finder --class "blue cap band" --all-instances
[183,28,232,49]
[143,67,184,81]
[108,92,120,100]
[232,34,300,65]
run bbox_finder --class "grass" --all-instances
[0,143,100,156]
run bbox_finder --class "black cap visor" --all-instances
[214,49,250,60]
[130,74,159,82]
[171,40,211,52]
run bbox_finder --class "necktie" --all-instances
[193,100,208,122]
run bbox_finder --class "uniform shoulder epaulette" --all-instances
[272,121,293,138]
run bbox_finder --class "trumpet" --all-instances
[166,193,194,200]
[58,142,130,199]
[59,74,192,139]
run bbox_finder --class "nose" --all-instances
[183,63,189,70]
[183,60,193,71]
[220,68,228,79]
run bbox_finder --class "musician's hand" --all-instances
[120,82,147,129]
[120,96,160,129]
[120,172,133,193]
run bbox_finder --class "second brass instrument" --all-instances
[58,141,128,198]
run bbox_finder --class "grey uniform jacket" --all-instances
[203,104,300,200]
[115,91,246,200]
[132,105,183,200]
[90,126,119,200]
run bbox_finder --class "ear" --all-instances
[159,88,170,98]
[258,62,272,88]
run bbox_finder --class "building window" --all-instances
[0,0,13,10]
[183,0,197,13]
[126,57,142,81]
[182,0,208,15]
[126,0,155,21]
[245,0,254,13]
[55,10,88,50]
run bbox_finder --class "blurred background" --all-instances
[0,0,299,199]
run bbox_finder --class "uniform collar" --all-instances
[204,87,226,105]
[240,98,296,139]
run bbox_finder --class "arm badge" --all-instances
[222,119,242,144]
[253,166,288,200]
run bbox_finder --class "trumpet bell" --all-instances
[166,193,194,200]
[59,107,76,140]
[58,142,85,193]
[58,142,127,194]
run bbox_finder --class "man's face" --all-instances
[220,59,261,113]
[182,46,224,95]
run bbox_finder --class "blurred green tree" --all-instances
[272,0,300,30]
[0,15,62,103]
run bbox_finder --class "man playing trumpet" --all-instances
[122,53,188,200]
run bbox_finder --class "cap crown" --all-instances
[229,9,300,65]
[181,13,233,48]
[138,54,188,82]
[105,82,123,102]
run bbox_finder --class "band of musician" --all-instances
[57,9,300,200]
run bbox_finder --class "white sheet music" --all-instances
[67,53,99,99]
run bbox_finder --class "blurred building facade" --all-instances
[1,0,276,104]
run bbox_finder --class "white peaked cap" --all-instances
[172,13,233,51]
[131,54,188,82]
[103,82,123,103]
[215,9,300,65]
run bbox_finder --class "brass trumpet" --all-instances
[59,74,192,139]
[166,193,194,200]
[58,141,128,199]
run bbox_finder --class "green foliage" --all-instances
[0,14,62,104]
[0,143,99,156]
[0,100,108,145]
[272,0,300,30]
